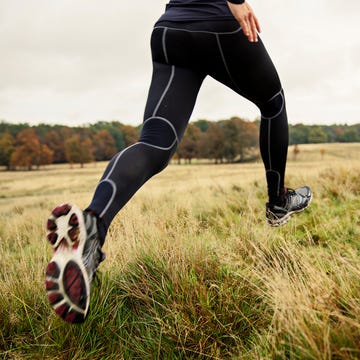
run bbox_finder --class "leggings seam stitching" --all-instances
[266,170,281,197]
[138,139,177,151]
[100,138,177,217]
[98,179,117,218]
[154,25,242,36]
[104,140,177,182]
[267,89,282,103]
[261,91,285,120]
[162,27,169,63]
[143,116,180,145]
[104,143,138,180]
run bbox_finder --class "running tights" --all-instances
[87,20,289,244]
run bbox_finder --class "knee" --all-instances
[139,116,179,172]
[259,89,285,120]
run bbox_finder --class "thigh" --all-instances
[143,60,205,141]
[210,32,282,107]
[151,21,282,108]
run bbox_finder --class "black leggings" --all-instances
[87,20,289,243]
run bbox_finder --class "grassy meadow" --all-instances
[0,143,359,359]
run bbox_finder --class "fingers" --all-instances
[240,19,250,40]
[241,10,260,42]
[227,1,261,43]
[249,14,260,42]
[254,14,261,34]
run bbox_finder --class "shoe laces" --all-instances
[284,188,304,208]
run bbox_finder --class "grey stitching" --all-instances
[162,27,169,64]
[154,25,242,36]
[266,170,281,196]
[261,91,285,120]
[104,142,138,180]
[138,139,177,151]
[267,89,282,103]
[98,179,117,218]
[100,136,178,217]
[104,135,177,181]
[142,116,179,145]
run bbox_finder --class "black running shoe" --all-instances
[45,204,105,323]
[266,186,312,226]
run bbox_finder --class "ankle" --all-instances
[269,187,286,207]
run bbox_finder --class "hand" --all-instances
[227,1,261,42]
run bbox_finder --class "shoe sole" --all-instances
[45,204,90,323]
[267,193,313,227]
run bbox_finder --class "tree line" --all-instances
[0,119,359,170]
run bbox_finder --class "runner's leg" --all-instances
[208,27,289,205]
[86,55,204,243]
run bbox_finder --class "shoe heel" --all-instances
[46,204,82,249]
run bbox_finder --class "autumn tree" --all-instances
[0,121,29,138]
[43,130,66,163]
[108,126,126,151]
[219,117,259,162]
[234,118,258,162]
[39,144,54,167]
[60,126,74,141]
[176,124,202,163]
[90,121,125,151]
[0,132,15,170]
[120,125,139,147]
[65,135,94,168]
[220,118,241,162]
[200,122,224,163]
[93,129,116,161]
[193,119,210,132]
[10,128,40,170]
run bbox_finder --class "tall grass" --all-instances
[0,143,359,359]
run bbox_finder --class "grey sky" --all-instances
[0,0,359,127]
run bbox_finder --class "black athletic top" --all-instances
[157,0,245,22]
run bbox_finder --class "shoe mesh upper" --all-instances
[266,186,312,225]
[83,212,105,282]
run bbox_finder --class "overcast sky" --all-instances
[0,0,359,127]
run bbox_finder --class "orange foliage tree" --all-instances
[65,135,94,168]
[0,132,15,170]
[200,122,225,163]
[120,125,139,147]
[39,144,54,167]
[10,128,40,170]
[176,124,202,164]
[8,128,54,170]
[44,130,65,163]
[93,129,116,161]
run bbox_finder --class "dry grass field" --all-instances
[0,143,359,359]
